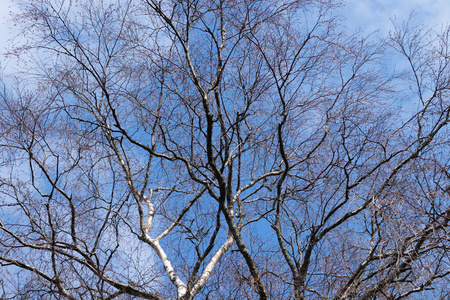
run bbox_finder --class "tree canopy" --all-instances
[1,0,450,299]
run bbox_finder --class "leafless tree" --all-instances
[1,0,450,299]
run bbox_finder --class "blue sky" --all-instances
[0,0,449,72]
[343,0,450,34]
[0,0,18,72]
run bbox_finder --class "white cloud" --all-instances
[0,0,18,71]
[343,0,450,35]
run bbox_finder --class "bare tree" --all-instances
[1,0,450,299]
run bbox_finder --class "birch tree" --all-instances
[1,0,450,299]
